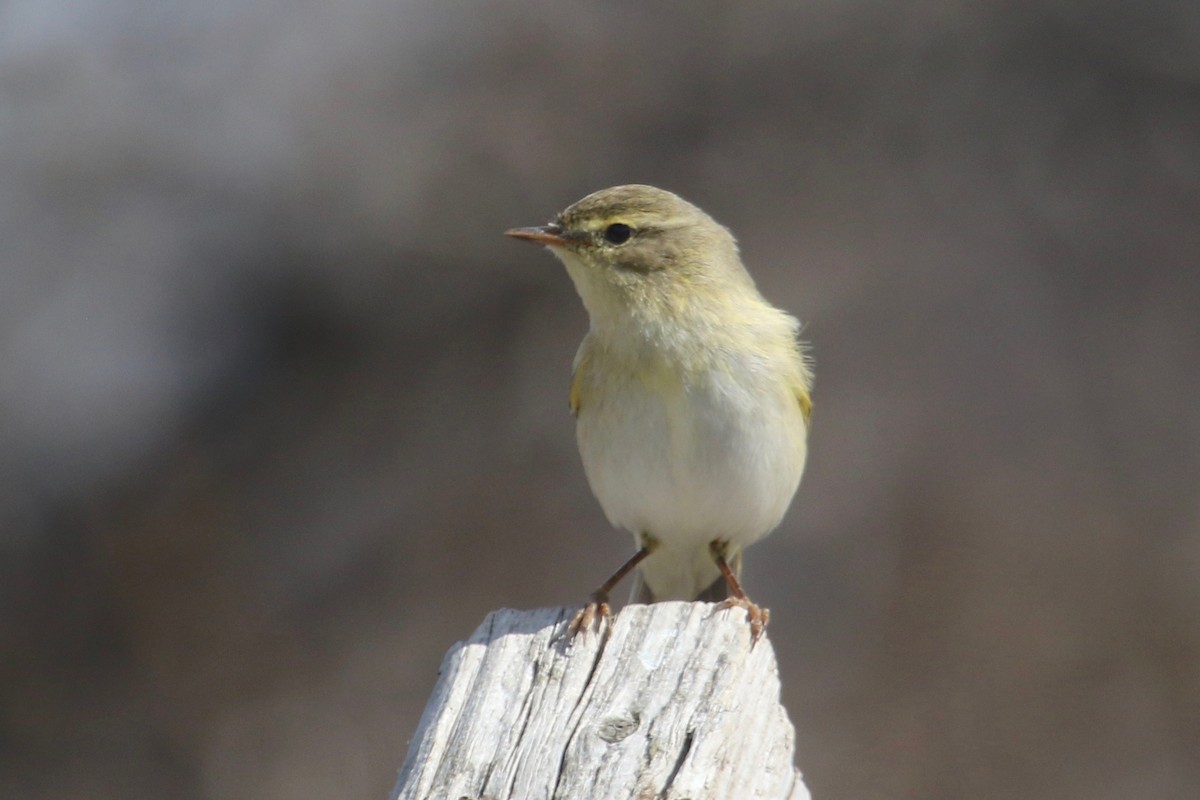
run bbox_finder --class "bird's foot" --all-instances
[567,591,612,638]
[714,596,770,645]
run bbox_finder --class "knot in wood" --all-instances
[596,712,641,743]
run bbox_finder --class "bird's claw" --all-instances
[567,593,611,638]
[715,596,770,645]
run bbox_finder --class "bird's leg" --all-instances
[568,545,654,636]
[709,540,769,644]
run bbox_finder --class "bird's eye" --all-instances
[602,223,633,245]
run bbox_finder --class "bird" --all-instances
[505,184,812,641]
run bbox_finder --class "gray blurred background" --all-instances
[2,1,1198,798]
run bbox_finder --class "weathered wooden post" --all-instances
[392,602,810,800]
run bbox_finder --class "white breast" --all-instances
[575,350,807,599]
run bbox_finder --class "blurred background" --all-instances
[2,1,1197,798]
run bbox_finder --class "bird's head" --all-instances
[506,185,753,329]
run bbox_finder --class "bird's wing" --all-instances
[791,328,814,426]
[569,352,589,417]
[795,381,813,426]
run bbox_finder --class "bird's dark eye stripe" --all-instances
[602,223,633,245]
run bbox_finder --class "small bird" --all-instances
[506,185,812,640]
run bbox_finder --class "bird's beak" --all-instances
[504,223,569,247]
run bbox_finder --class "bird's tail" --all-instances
[628,551,741,603]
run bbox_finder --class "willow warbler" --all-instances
[506,185,812,640]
